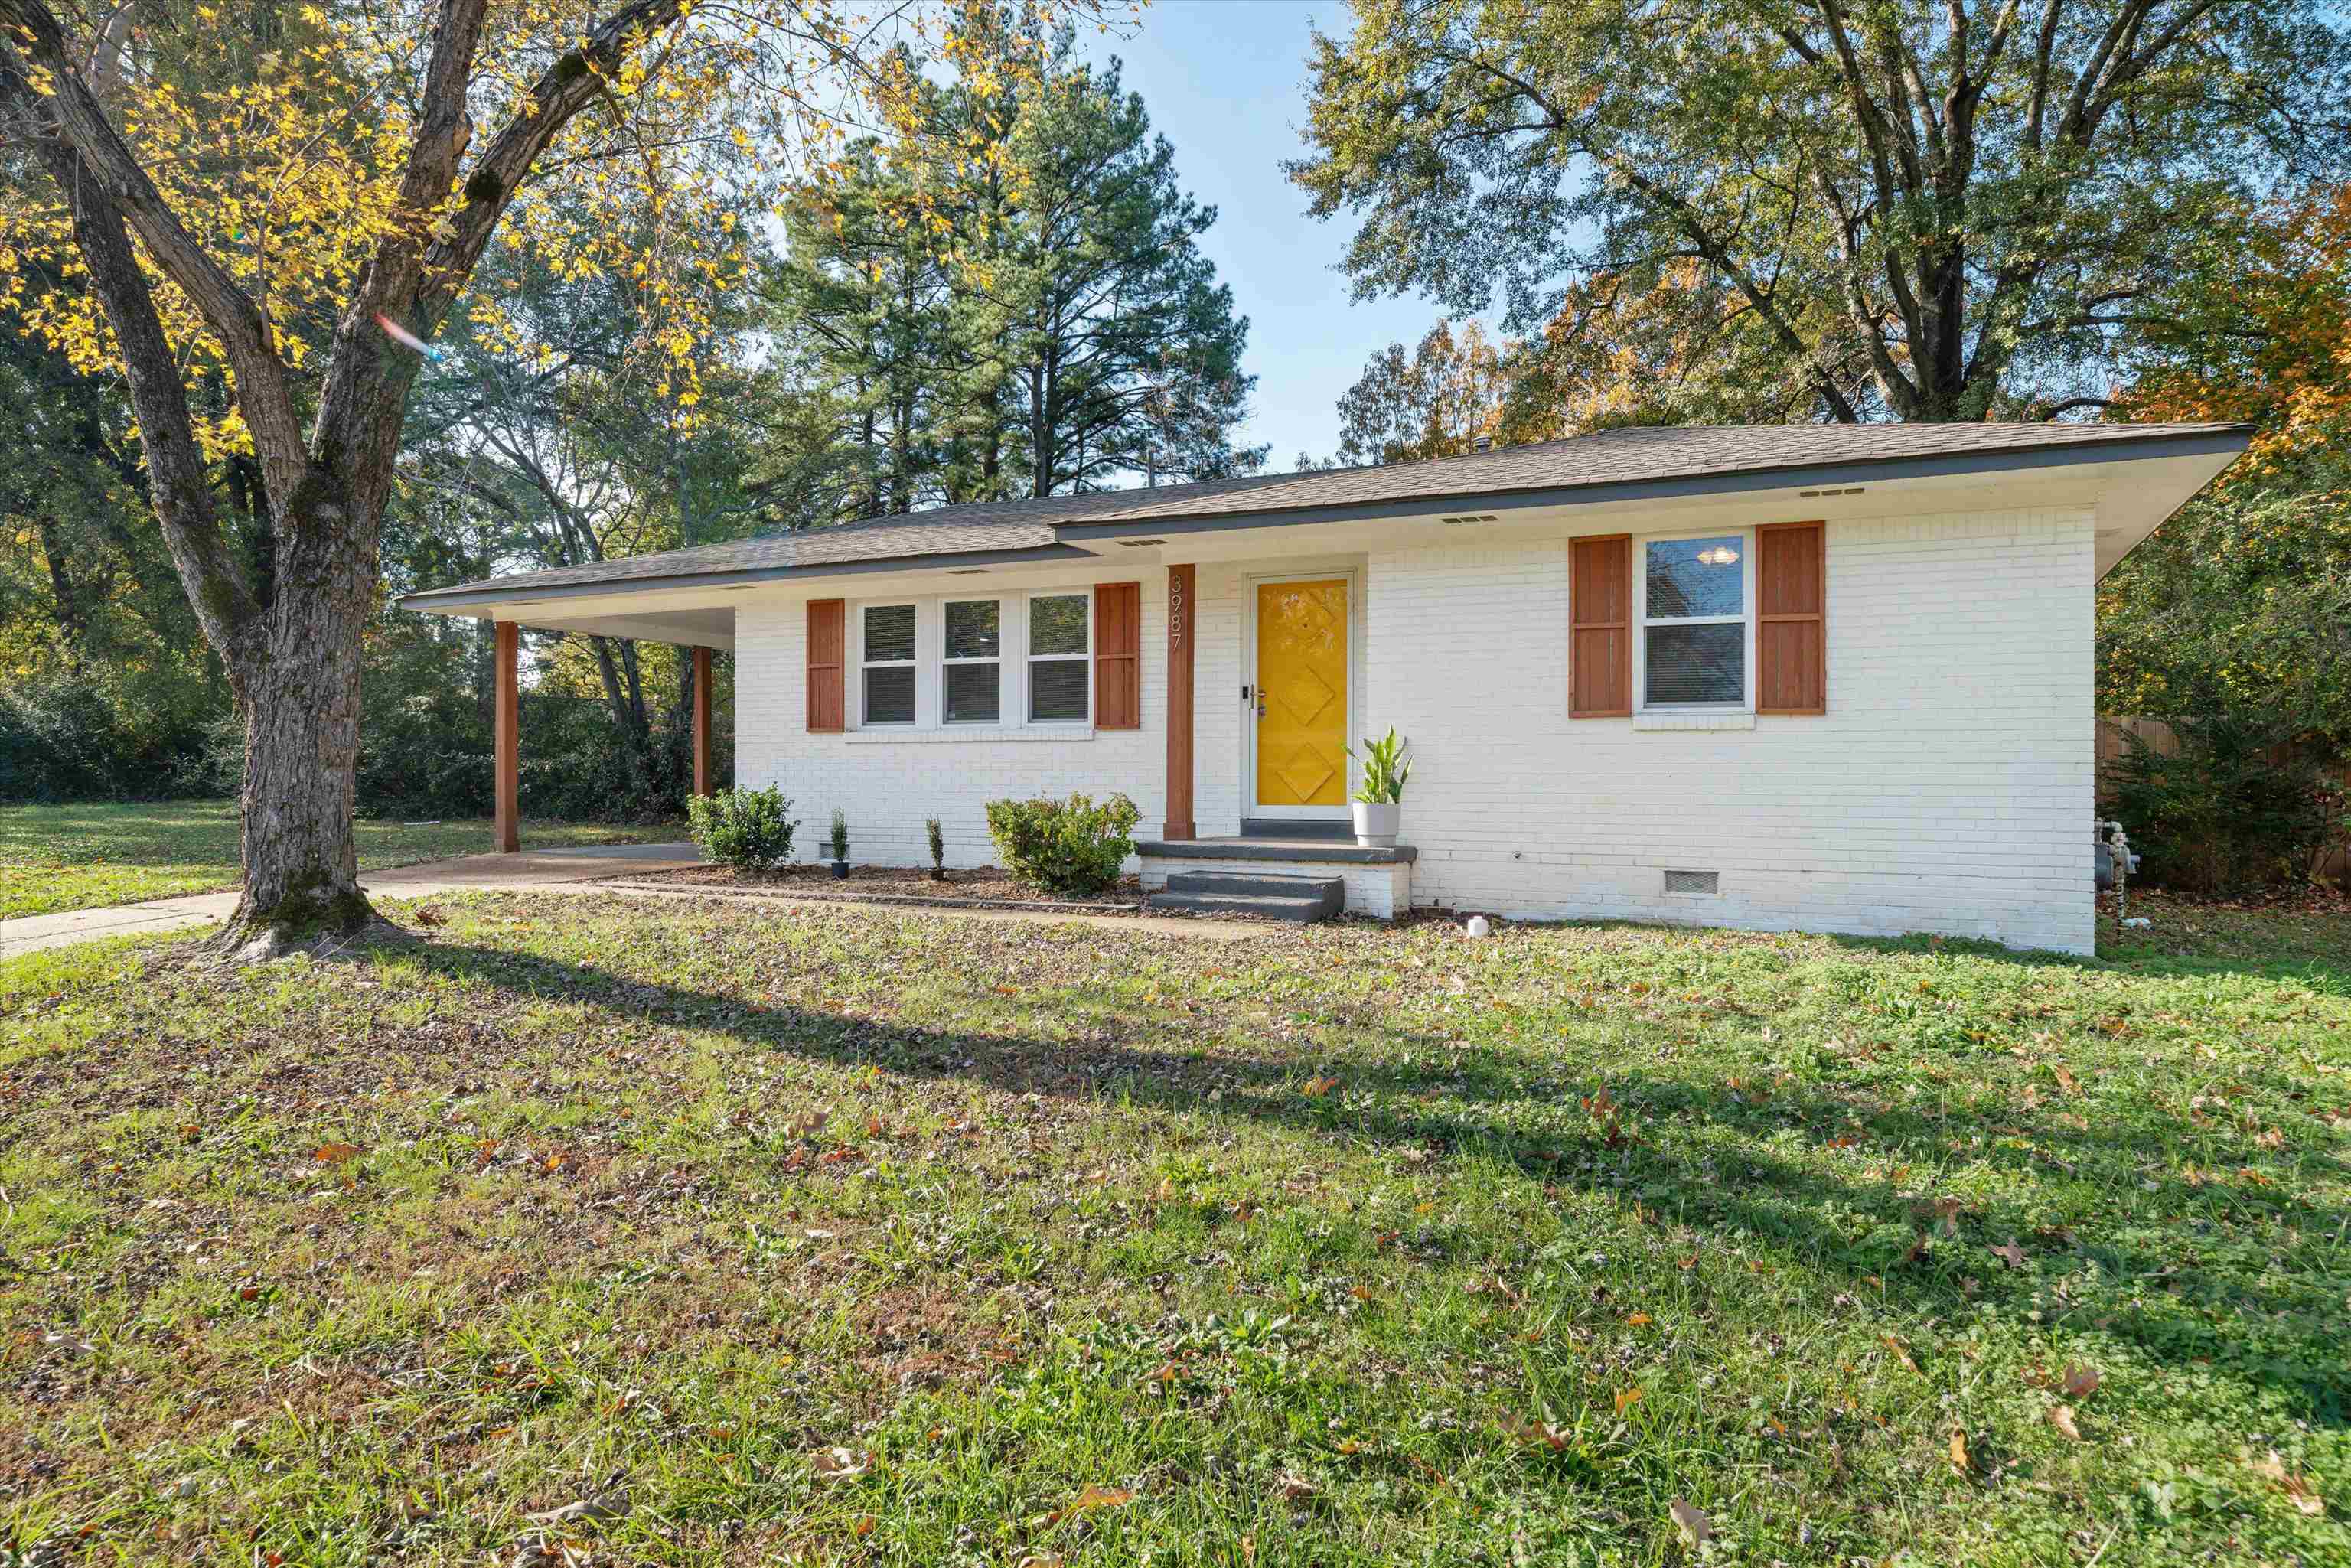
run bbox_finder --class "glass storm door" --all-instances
[1251,578,1350,815]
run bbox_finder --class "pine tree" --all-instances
[759,13,1263,507]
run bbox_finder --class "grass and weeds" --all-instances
[2,893,2346,1565]
[0,801,671,920]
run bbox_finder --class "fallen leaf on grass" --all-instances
[311,1143,361,1165]
[1948,1427,1971,1475]
[2252,1452,2326,1517]
[2048,1403,2083,1442]
[1613,1388,1642,1417]
[1669,1498,1712,1546]
[1498,1412,1569,1450]
[810,1447,872,1482]
[1403,1453,1449,1488]
[2059,1363,2101,1400]
[1624,1312,1653,1327]
[1271,1473,1318,1501]
[1880,1335,1919,1374]
[1300,1076,1341,1097]
[1991,1239,2028,1270]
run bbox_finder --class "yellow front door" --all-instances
[1254,579,1349,809]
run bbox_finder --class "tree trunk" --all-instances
[589,634,657,795]
[217,482,377,954]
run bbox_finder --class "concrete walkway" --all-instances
[0,842,1252,958]
[0,843,705,959]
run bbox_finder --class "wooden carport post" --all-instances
[494,620,520,853]
[692,645,714,797]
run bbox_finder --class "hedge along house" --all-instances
[401,422,2247,954]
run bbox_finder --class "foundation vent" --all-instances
[1663,869,1720,895]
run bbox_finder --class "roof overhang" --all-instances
[1051,427,2249,569]
[396,427,2248,641]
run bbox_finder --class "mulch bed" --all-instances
[605,862,1149,914]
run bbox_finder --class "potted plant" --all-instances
[1346,728,1410,847]
[827,808,851,879]
[925,816,947,881]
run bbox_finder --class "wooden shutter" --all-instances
[806,598,846,733]
[1569,534,1632,718]
[1094,581,1142,729]
[1756,520,1826,715]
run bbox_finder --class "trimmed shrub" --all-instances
[687,786,797,871]
[2103,718,2346,896]
[984,791,1140,897]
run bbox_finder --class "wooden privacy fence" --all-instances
[2094,716,2182,780]
[2096,716,2351,882]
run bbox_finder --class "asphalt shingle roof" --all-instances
[401,421,2246,605]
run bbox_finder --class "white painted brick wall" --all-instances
[733,565,1169,869]
[1362,507,2097,953]
[729,506,2098,954]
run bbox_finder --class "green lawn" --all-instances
[0,800,673,920]
[2,893,2345,1565]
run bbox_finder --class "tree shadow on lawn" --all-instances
[407,934,2349,1425]
[1823,923,2351,994]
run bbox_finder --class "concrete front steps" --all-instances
[1147,869,1345,923]
[1136,838,1416,920]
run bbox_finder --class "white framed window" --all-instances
[1639,532,1752,709]
[842,591,1104,736]
[859,601,918,725]
[942,598,1003,723]
[1026,591,1091,722]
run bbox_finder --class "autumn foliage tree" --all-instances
[1291,0,2351,425]
[0,0,1100,953]
[2098,185,2351,741]
[1334,319,1514,466]
[2115,187,2351,472]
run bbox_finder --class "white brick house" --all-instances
[403,422,2246,954]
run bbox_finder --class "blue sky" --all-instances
[1077,1,1462,469]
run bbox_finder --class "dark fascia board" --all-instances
[1049,427,2255,541]
[399,427,2252,611]
[396,543,1101,613]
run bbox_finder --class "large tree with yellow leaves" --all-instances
[0,0,1097,951]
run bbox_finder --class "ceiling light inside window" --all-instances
[1696,545,1740,566]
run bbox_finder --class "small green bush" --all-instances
[984,791,1140,897]
[2103,718,2346,896]
[687,787,797,871]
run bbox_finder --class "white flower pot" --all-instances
[1352,800,1400,848]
